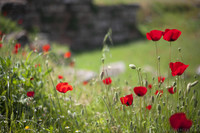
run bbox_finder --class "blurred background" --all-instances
[0,0,200,81]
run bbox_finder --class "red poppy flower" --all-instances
[83,81,88,85]
[42,44,50,52]
[158,76,165,83]
[148,84,152,89]
[30,77,34,80]
[35,64,41,68]
[3,11,7,16]
[0,43,2,48]
[0,31,4,41]
[18,19,23,25]
[146,30,163,41]
[103,77,112,85]
[27,91,35,97]
[15,43,21,49]
[133,86,147,97]
[120,94,133,106]
[155,90,163,96]
[13,49,18,54]
[69,61,75,67]
[64,52,71,58]
[22,51,27,57]
[58,75,63,79]
[56,82,73,93]
[169,62,189,76]
[168,87,176,94]
[169,112,192,131]
[163,29,181,42]
[146,105,152,110]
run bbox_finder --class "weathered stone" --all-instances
[100,62,126,77]
[0,0,141,51]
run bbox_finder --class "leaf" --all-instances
[43,68,53,77]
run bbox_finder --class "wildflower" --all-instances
[168,87,176,94]
[169,62,189,76]
[169,112,192,131]
[58,75,63,79]
[0,43,2,48]
[133,86,147,97]
[155,90,163,96]
[13,48,18,54]
[3,11,7,16]
[18,19,23,25]
[15,43,21,49]
[120,94,133,106]
[103,77,112,85]
[65,126,70,129]
[42,44,50,52]
[30,77,34,80]
[56,82,73,93]
[64,52,71,58]
[83,81,88,85]
[0,31,4,41]
[27,91,34,97]
[75,130,80,132]
[146,30,163,41]
[163,29,181,42]
[148,84,152,89]
[158,76,165,83]
[146,105,152,110]
[25,126,29,130]
[69,61,75,67]
[35,64,41,68]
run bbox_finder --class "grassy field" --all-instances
[1,1,200,132]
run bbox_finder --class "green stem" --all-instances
[177,76,180,108]
[168,42,172,86]
[155,42,159,78]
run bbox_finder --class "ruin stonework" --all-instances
[0,0,141,51]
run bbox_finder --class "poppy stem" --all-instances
[168,42,172,86]
[177,76,180,108]
[140,97,142,130]
[154,42,159,78]
[137,69,142,86]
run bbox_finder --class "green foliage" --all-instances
[0,15,22,33]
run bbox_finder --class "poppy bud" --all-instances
[129,64,136,69]
[194,99,198,108]
[101,58,104,63]
[115,92,118,100]
[172,82,176,87]
[163,102,165,106]
[182,101,185,106]
[76,120,78,126]
[100,71,104,80]
[138,67,141,71]
[151,96,154,103]
[158,56,160,60]
[171,110,174,114]
[162,115,165,121]
[179,89,182,95]
[145,80,148,88]
[178,48,181,52]
[198,110,200,116]
[95,122,98,127]
[193,90,196,94]
[130,121,133,130]
[177,105,179,110]
[157,104,161,114]
[190,80,198,87]
[187,83,191,93]
[81,109,84,116]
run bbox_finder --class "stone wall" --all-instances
[0,0,141,51]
